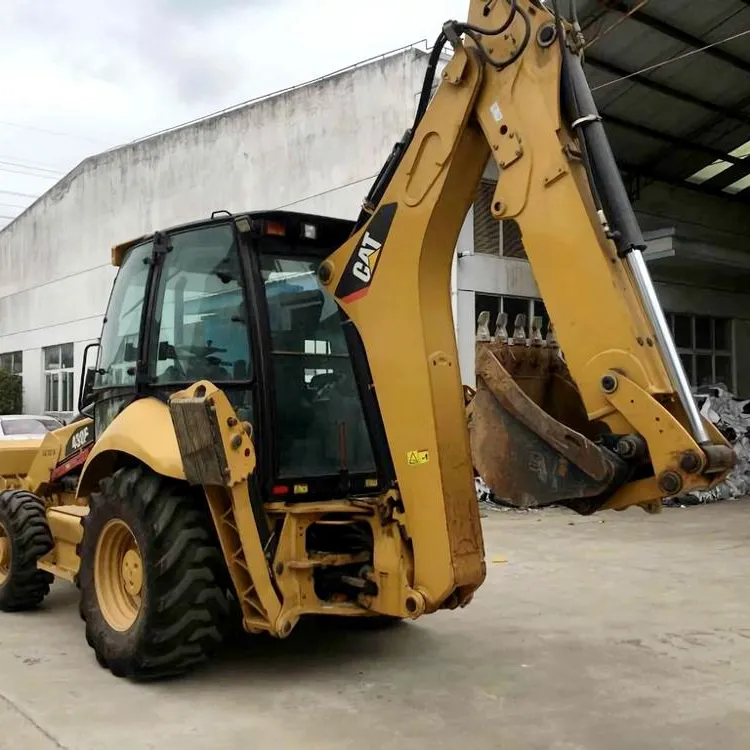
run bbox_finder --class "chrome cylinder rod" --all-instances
[559,42,711,447]
[626,250,710,445]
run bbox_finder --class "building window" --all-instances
[0,351,22,376]
[475,294,548,336]
[667,313,733,390]
[304,339,334,384]
[44,343,75,413]
[473,180,527,259]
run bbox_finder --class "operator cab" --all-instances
[89,211,389,501]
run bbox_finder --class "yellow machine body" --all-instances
[0,0,734,681]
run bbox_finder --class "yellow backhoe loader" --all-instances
[0,0,735,681]
[0,416,93,609]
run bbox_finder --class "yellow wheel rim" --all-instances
[94,519,143,632]
[0,522,10,585]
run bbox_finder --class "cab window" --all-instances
[150,224,252,384]
[94,241,152,389]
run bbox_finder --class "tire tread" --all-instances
[0,490,54,612]
[79,465,231,680]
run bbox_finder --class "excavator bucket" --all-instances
[467,311,625,514]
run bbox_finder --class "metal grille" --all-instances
[473,181,500,254]
[472,180,527,259]
[502,219,527,259]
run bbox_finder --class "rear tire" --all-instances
[77,465,231,680]
[0,490,54,612]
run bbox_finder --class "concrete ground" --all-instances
[1,500,749,750]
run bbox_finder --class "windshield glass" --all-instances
[260,254,376,479]
[95,241,153,388]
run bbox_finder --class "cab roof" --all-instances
[110,209,356,267]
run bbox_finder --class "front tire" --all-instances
[0,490,54,611]
[77,465,230,680]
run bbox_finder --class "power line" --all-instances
[0,118,107,145]
[0,158,62,175]
[0,159,63,177]
[0,166,60,179]
[0,189,39,199]
[591,26,750,91]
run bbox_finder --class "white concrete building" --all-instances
[1,42,748,423]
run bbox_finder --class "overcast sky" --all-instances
[1,0,465,227]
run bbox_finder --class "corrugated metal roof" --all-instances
[577,0,750,202]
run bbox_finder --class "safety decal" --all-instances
[406,450,430,466]
[335,202,397,303]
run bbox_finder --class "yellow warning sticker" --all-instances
[365,478,378,488]
[407,450,430,466]
[293,483,309,495]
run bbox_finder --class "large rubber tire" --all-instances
[77,465,231,681]
[0,490,54,612]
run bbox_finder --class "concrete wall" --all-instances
[0,47,432,418]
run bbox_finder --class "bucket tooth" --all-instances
[545,321,558,349]
[530,316,543,347]
[511,314,527,346]
[494,313,508,344]
[476,311,491,342]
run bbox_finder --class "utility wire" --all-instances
[0,118,107,145]
[583,0,650,50]
[0,189,39,199]
[0,158,62,175]
[591,26,750,91]
[0,166,60,179]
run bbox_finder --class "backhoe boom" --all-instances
[320,0,734,606]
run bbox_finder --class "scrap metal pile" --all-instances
[666,385,750,506]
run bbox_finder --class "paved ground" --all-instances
[1,499,749,750]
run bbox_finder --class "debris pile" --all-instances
[665,385,750,505]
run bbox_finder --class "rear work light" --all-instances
[301,222,317,240]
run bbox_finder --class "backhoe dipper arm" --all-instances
[319,0,734,608]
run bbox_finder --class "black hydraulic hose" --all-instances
[559,44,645,255]
[551,0,606,217]
[461,0,519,36]
[351,31,448,234]
[414,31,448,131]
[352,3,531,234]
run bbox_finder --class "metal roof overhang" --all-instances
[577,0,750,205]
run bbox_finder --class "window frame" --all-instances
[0,350,22,376]
[43,342,75,414]
[92,238,154,393]
[250,234,391,500]
[666,312,734,390]
[145,222,255,389]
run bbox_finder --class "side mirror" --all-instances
[79,368,97,412]
[79,341,100,412]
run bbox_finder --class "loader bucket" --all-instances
[467,312,625,514]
